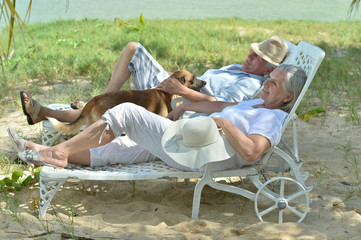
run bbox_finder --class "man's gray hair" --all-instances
[278,64,307,113]
[266,62,278,69]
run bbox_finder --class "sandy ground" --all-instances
[0,92,361,240]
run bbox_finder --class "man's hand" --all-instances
[156,77,186,95]
[159,77,216,102]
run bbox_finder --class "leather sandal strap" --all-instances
[25,93,42,122]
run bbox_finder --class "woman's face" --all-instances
[260,68,293,109]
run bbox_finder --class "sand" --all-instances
[0,94,360,240]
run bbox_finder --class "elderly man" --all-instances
[108,35,288,103]
[20,36,289,125]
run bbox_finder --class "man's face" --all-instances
[241,51,272,76]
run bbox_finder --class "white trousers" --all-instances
[90,103,193,171]
[90,103,248,172]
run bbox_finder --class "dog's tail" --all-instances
[47,116,87,134]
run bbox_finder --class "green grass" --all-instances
[1,18,360,121]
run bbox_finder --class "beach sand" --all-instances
[0,93,360,240]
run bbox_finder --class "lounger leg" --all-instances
[191,177,208,220]
[191,164,213,220]
[39,177,65,218]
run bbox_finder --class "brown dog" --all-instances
[48,70,206,133]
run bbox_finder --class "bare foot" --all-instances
[18,148,68,168]
[39,148,69,167]
[26,141,50,151]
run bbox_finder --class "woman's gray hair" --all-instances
[278,64,307,113]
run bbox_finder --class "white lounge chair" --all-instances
[38,41,325,223]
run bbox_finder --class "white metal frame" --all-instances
[38,41,325,223]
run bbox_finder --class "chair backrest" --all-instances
[282,39,296,64]
[281,41,325,132]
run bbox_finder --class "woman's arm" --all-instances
[167,101,237,121]
[212,117,271,162]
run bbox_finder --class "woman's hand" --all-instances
[211,116,229,129]
[167,104,186,121]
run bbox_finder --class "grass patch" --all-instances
[0,18,360,121]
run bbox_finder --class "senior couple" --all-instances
[9,36,307,171]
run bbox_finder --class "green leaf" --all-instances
[3,177,13,187]
[129,25,140,31]
[4,0,29,56]
[33,167,42,180]
[12,182,22,191]
[299,107,326,122]
[139,14,145,29]
[306,107,326,115]
[304,114,310,122]
[115,17,129,27]
[21,175,33,186]
[12,169,24,182]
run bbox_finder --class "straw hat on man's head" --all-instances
[161,116,235,169]
[251,36,289,66]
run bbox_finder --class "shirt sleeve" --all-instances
[248,110,287,146]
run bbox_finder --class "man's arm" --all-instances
[156,77,217,102]
[167,101,237,121]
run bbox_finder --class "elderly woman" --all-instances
[9,64,307,171]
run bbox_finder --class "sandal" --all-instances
[70,101,85,110]
[18,150,62,168]
[20,91,42,125]
[7,128,27,152]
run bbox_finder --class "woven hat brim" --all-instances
[161,119,235,169]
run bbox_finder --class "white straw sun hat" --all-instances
[251,36,289,66]
[161,116,235,169]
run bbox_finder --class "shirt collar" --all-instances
[249,73,267,83]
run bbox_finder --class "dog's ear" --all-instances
[178,76,186,84]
